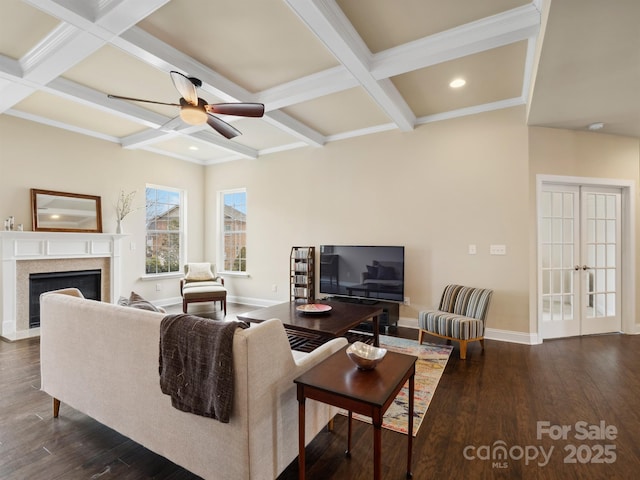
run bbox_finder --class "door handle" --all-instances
[574,265,581,271]
[582,265,590,270]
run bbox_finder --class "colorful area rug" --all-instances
[341,335,453,437]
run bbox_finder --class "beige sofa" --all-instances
[40,289,347,480]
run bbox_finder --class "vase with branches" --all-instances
[115,190,139,234]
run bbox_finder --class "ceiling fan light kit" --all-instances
[179,98,208,125]
[107,71,264,138]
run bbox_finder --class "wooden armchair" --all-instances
[180,263,227,315]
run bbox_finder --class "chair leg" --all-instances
[223,297,227,315]
[480,338,485,351]
[459,340,468,360]
[182,298,188,313]
[418,329,424,344]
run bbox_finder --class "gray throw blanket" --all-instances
[159,314,249,423]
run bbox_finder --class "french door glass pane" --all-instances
[606,294,616,316]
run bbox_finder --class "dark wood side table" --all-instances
[295,345,417,480]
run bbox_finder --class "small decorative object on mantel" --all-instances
[4,216,15,231]
[115,190,139,234]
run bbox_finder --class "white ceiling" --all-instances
[1,0,638,165]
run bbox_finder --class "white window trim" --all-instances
[218,188,247,275]
[145,184,187,277]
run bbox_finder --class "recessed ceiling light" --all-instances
[189,146,199,151]
[588,122,604,131]
[449,78,466,88]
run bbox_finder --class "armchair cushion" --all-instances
[182,283,226,295]
[185,262,216,281]
[419,311,484,340]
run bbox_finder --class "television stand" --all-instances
[329,296,377,305]
[328,296,399,333]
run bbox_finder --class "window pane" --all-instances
[145,186,182,275]
[221,190,247,272]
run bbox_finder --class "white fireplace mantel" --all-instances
[0,231,124,341]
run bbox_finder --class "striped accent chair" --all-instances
[418,284,493,359]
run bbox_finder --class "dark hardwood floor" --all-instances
[1,302,639,479]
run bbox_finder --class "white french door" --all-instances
[539,184,622,339]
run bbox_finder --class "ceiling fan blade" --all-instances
[206,114,241,139]
[107,94,179,107]
[206,103,265,117]
[170,71,199,106]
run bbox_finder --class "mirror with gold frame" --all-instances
[31,189,103,233]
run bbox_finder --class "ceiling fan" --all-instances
[107,71,264,139]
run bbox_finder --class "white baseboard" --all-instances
[155,296,182,308]
[484,327,542,345]
[227,296,281,308]
[1,326,40,342]
[154,295,277,310]
[398,316,418,329]
[399,317,542,345]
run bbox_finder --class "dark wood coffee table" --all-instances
[237,300,383,348]
[295,345,417,479]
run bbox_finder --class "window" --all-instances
[145,186,184,275]
[220,189,247,272]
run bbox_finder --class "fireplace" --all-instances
[0,231,124,341]
[29,269,102,328]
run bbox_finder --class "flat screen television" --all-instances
[319,245,405,303]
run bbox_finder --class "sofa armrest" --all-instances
[41,287,85,299]
[242,319,347,395]
[293,336,348,371]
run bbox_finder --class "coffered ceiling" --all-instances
[1,0,638,165]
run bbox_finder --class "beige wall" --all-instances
[206,107,532,333]
[0,115,206,301]
[2,107,638,337]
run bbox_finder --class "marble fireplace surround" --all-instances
[1,231,123,341]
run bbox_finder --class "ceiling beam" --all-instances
[256,65,358,111]
[285,0,416,132]
[370,4,540,80]
[0,0,170,113]
[49,77,170,128]
[0,0,553,161]
[115,26,326,148]
[6,1,281,158]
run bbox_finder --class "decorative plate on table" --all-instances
[296,303,332,314]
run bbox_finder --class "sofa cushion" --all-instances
[377,264,396,280]
[366,265,378,279]
[128,291,162,312]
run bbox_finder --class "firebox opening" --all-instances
[29,269,101,328]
